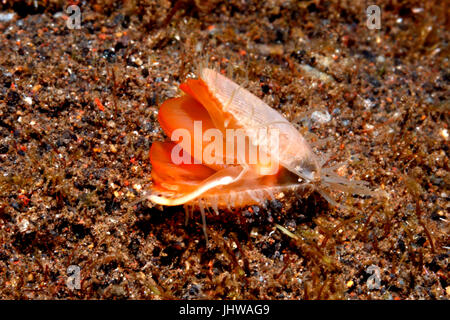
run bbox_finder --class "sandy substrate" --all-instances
[0,0,448,299]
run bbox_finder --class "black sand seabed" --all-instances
[0,0,448,299]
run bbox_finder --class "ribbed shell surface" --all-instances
[200,68,318,175]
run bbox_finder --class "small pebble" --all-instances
[0,12,15,22]
[376,55,385,63]
[24,96,32,105]
[311,110,331,123]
